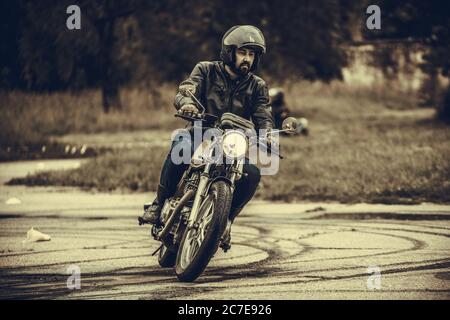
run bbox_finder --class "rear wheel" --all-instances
[158,244,177,268]
[175,181,232,282]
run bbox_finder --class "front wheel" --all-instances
[175,181,232,282]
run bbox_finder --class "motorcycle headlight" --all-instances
[222,130,247,159]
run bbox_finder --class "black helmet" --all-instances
[220,25,266,72]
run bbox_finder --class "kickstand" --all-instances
[151,244,163,256]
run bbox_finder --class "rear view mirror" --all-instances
[281,117,299,135]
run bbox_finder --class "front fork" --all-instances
[187,158,244,228]
[187,167,211,229]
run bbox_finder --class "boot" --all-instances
[138,184,169,225]
[229,206,243,222]
[219,218,233,252]
[219,206,244,251]
[138,201,162,225]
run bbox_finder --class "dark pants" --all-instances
[156,130,261,221]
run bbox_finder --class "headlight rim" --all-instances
[221,130,248,160]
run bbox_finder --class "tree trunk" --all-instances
[98,18,122,113]
[101,82,121,113]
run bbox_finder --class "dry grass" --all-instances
[0,85,179,160]
[258,81,450,203]
[0,84,179,145]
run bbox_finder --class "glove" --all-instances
[179,82,197,97]
[179,104,200,117]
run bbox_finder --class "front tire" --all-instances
[175,181,232,282]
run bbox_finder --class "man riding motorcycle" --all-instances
[139,25,274,250]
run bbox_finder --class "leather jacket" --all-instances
[174,61,274,130]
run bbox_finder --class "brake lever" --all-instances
[258,140,284,159]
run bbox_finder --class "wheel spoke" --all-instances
[196,235,203,248]
[197,200,214,244]
[202,202,214,226]
[189,232,198,254]
[181,229,196,268]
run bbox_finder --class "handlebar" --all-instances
[175,110,219,124]
[175,110,284,159]
[174,112,203,122]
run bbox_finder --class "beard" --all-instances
[233,61,251,76]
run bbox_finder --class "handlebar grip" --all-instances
[174,112,203,122]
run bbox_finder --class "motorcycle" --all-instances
[144,90,299,282]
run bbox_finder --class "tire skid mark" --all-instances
[287,229,426,264]
[165,220,448,298]
[298,220,450,238]
[0,267,181,300]
[193,223,321,284]
[0,238,149,259]
[1,215,449,299]
[218,259,450,291]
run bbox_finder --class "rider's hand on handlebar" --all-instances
[179,83,197,97]
[179,104,200,117]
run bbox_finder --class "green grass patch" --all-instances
[8,147,168,192]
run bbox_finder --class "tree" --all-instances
[363,0,450,121]
[12,0,140,112]
[3,0,366,106]
[0,1,22,89]
[84,0,137,112]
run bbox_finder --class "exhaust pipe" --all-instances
[158,189,195,241]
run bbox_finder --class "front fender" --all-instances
[204,176,233,196]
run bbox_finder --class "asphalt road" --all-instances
[1,185,449,300]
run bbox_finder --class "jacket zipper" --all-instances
[228,76,251,113]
